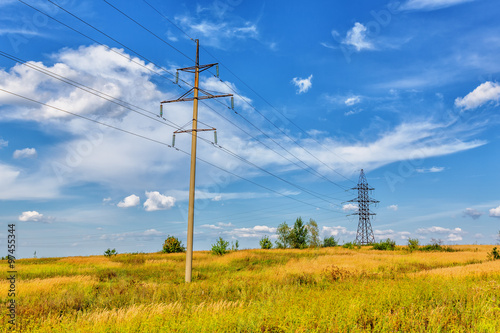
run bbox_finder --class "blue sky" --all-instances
[1,0,499,258]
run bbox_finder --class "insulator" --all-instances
[216,64,219,78]
[160,104,163,117]
[175,71,179,84]
[214,131,218,145]
[231,97,234,110]
[172,134,176,147]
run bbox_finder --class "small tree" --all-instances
[104,248,117,257]
[211,237,229,255]
[259,235,273,249]
[407,238,420,252]
[275,222,292,249]
[290,217,308,249]
[306,218,321,248]
[487,247,500,261]
[372,238,396,251]
[231,240,239,251]
[163,235,185,253]
[323,236,338,247]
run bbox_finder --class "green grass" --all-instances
[1,246,499,332]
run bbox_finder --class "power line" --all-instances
[0,50,347,207]
[135,0,354,190]
[0,87,342,213]
[27,0,353,195]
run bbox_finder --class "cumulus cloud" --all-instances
[416,226,465,242]
[343,23,374,51]
[117,194,140,208]
[143,191,176,211]
[342,203,358,212]
[224,225,277,238]
[489,205,500,218]
[387,205,398,211]
[18,210,52,223]
[400,0,474,11]
[292,75,313,94]
[374,229,411,240]
[416,166,445,173]
[0,139,7,148]
[455,81,500,110]
[322,226,356,237]
[13,148,37,159]
[463,208,483,220]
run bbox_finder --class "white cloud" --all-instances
[322,226,356,237]
[200,224,222,230]
[489,205,500,218]
[455,81,500,110]
[224,225,277,238]
[343,23,374,51]
[175,15,258,49]
[342,203,358,212]
[463,208,483,220]
[416,226,465,242]
[0,139,7,148]
[100,229,164,242]
[416,166,445,173]
[400,0,474,11]
[13,148,37,159]
[102,197,111,203]
[117,194,140,208]
[292,74,313,94]
[143,191,176,211]
[387,205,398,211]
[374,229,411,240]
[345,96,361,106]
[212,195,222,202]
[218,222,233,227]
[18,210,52,223]
[416,226,462,234]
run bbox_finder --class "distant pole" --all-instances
[348,169,379,245]
[160,40,232,282]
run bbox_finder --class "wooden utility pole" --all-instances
[161,39,232,282]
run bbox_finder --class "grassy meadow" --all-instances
[1,245,500,332]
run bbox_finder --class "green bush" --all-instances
[231,240,239,251]
[487,247,500,261]
[104,248,117,257]
[419,239,457,252]
[342,242,360,249]
[407,238,420,252]
[372,238,396,251]
[323,236,338,248]
[162,235,185,253]
[259,236,273,249]
[211,237,229,255]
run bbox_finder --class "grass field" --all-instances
[1,245,500,332]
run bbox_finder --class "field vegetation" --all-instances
[1,244,499,332]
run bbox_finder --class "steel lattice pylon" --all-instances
[348,169,379,245]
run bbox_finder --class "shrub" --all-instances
[323,236,338,248]
[231,240,239,251]
[259,236,273,249]
[487,247,500,261]
[211,237,229,255]
[372,238,396,251]
[342,242,359,249]
[162,235,185,253]
[104,248,117,257]
[419,239,457,252]
[407,238,420,252]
